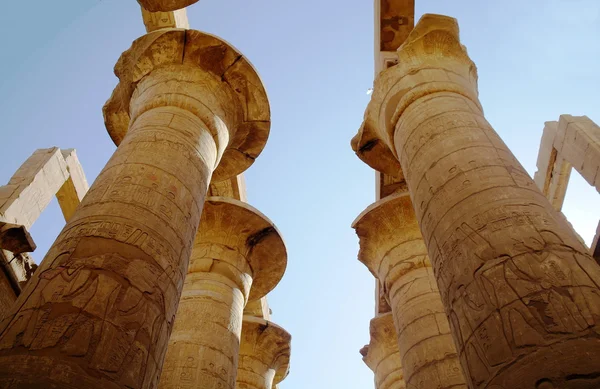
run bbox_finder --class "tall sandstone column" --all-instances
[354,193,466,389]
[360,312,406,389]
[235,316,291,389]
[0,29,270,389]
[159,198,287,389]
[353,14,600,389]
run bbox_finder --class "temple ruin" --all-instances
[0,0,598,388]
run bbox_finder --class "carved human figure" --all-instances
[235,316,291,389]
[159,198,287,389]
[360,312,406,389]
[0,29,270,389]
[353,13,600,389]
[354,193,466,388]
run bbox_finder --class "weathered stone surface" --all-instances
[141,6,189,32]
[56,149,90,222]
[103,28,270,182]
[244,297,271,320]
[159,197,286,389]
[235,316,291,389]
[375,0,415,72]
[356,13,600,388]
[354,192,466,389]
[0,28,270,388]
[0,222,36,254]
[534,115,600,262]
[0,147,87,229]
[0,147,87,318]
[138,0,198,13]
[361,313,405,389]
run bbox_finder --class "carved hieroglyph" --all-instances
[138,0,198,13]
[0,29,270,388]
[353,13,600,389]
[159,197,286,389]
[235,316,291,389]
[354,192,466,389]
[360,313,406,389]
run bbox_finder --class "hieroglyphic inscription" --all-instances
[0,80,223,389]
[393,70,600,389]
[354,194,467,388]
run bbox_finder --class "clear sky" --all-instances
[0,1,599,388]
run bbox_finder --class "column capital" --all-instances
[195,197,287,301]
[104,29,270,181]
[352,191,423,283]
[138,0,199,13]
[351,14,479,176]
[361,313,405,389]
[238,316,291,388]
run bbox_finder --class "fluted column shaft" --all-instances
[0,66,228,388]
[389,14,600,389]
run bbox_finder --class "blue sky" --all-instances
[0,1,599,388]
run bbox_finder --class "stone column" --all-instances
[235,316,291,389]
[0,29,270,389]
[353,14,600,389]
[354,192,466,389]
[360,312,406,389]
[160,198,287,389]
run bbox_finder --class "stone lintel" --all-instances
[0,148,68,229]
[196,197,286,301]
[56,149,89,221]
[534,115,600,251]
[103,29,271,181]
[239,315,291,386]
[375,0,415,73]
[0,147,88,230]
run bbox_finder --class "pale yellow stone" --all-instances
[103,29,271,182]
[534,115,600,261]
[235,316,291,389]
[374,0,414,74]
[353,13,600,389]
[159,197,286,389]
[141,6,189,32]
[56,149,90,221]
[361,313,405,389]
[0,28,272,389]
[0,147,87,229]
[353,192,466,389]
